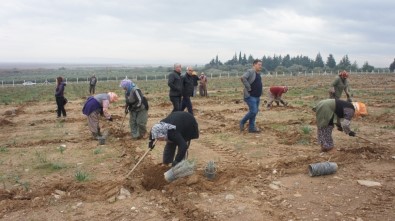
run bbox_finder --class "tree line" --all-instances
[205,52,392,73]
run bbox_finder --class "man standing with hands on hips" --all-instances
[240,59,263,133]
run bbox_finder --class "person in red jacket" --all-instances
[266,86,288,109]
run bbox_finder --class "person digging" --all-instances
[313,99,367,154]
[82,92,119,139]
[266,86,288,110]
[148,112,199,167]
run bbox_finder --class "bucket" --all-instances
[98,137,106,145]
[308,162,338,177]
[164,168,176,183]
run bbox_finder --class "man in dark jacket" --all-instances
[149,112,199,167]
[168,63,183,112]
[89,74,97,95]
[181,66,195,115]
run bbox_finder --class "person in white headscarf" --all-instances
[149,112,199,167]
[82,92,119,139]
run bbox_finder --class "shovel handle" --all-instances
[125,148,151,178]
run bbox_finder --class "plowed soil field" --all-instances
[0,74,394,220]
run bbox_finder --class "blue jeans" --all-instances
[240,96,260,130]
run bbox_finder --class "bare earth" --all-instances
[0,74,394,221]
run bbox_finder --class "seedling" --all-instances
[75,170,89,182]
[0,146,8,152]
[35,151,48,163]
[93,148,103,155]
[301,125,312,135]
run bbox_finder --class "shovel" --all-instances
[125,140,157,178]
[355,135,389,148]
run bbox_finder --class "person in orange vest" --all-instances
[266,86,288,110]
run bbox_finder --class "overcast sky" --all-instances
[0,0,394,67]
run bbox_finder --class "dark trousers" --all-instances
[181,96,193,115]
[89,85,96,94]
[170,96,181,112]
[56,96,66,117]
[163,130,189,165]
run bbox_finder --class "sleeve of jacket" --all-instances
[241,70,252,91]
[167,73,179,91]
[102,100,111,119]
[135,89,143,108]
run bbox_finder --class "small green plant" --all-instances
[13,175,30,191]
[301,125,312,135]
[0,146,8,152]
[35,151,48,163]
[75,170,89,182]
[58,145,66,154]
[93,148,103,155]
[50,162,66,170]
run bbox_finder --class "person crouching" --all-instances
[82,92,119,139]
[148,112,199,167]
[314,99,367,153]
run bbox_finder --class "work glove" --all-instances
[336,125,343,132]
[108,117,113,122]
[124,106,129,114]
[348,131,356,137]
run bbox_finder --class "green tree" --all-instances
[326,54,336,69]
[282,54,292,67]
[389,58,395,72]
[337,55,351,70]
[362,61,374,72]
[314,53,325,68]
[350,61,359,71]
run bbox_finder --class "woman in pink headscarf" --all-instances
[82,92,119,139]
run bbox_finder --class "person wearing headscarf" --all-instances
[120,79,149,139]
[313,99,368,153]
[329,70,352,102]
[149,112,199,167]
[266,86,288,110]
[55,76,67,118]
[82,92,119,138]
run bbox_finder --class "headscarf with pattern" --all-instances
[150,122,176,140]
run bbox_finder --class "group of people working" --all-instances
[54,64,368,169]
[239,60,367,154]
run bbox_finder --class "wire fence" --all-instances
[1,70,393,87]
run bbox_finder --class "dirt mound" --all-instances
[0,118,14,126]
[141,164,169,190]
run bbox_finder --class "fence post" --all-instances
[146,75,148,81]
[219,73,221,78]
[77,77,78,84]
[228,72,229,78]
[210,73,212,78]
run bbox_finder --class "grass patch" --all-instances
[301,125,312,135]
[35,151,48,163]
[75,170,89,182]
[0,146,9,152]
[93,148,103,155]
[35,162,66,171]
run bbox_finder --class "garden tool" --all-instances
[355,135,389,148]
[125,140,157,178]
[117,112,127,133]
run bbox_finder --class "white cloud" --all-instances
[0,0,394,67]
